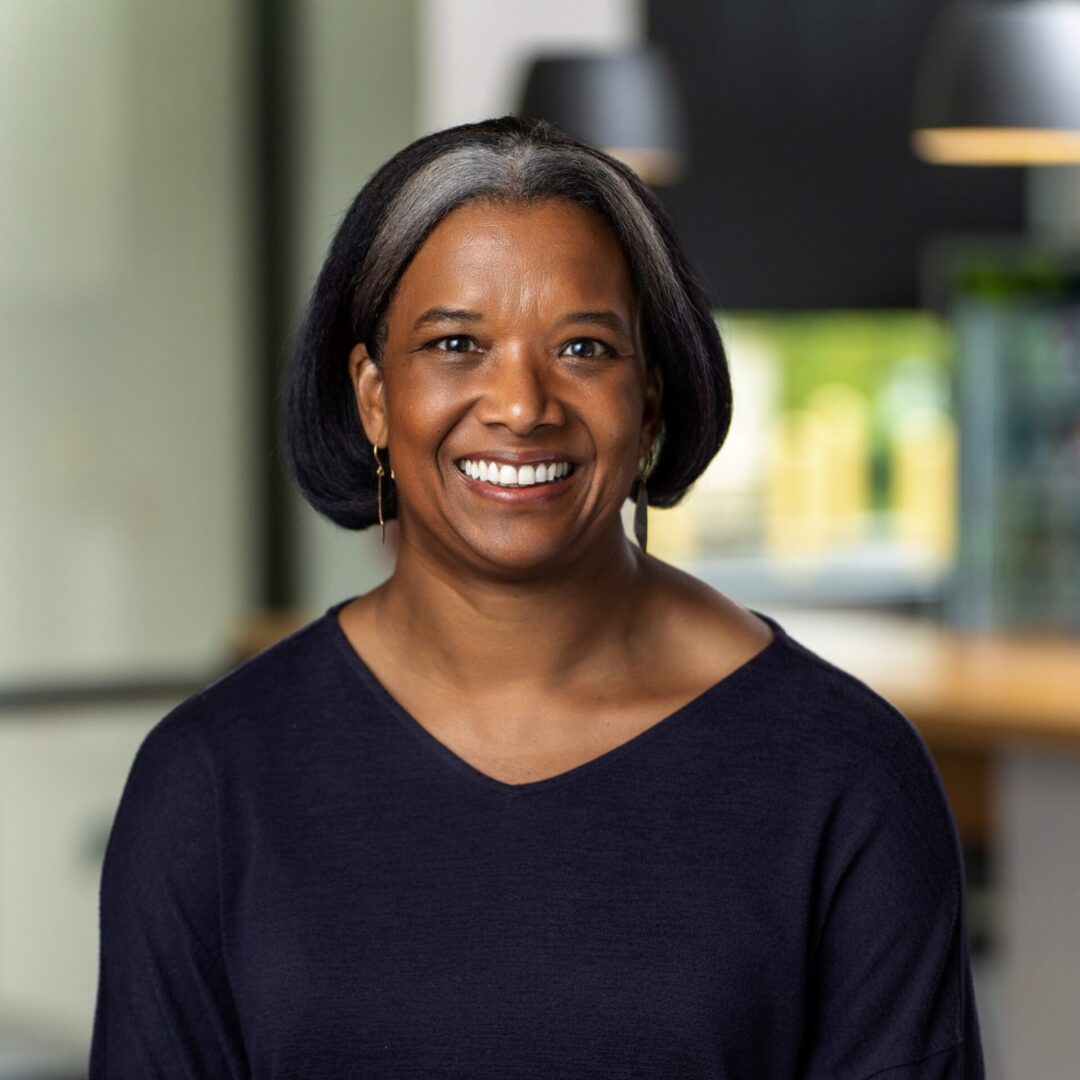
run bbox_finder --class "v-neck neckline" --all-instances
[323,595,789,799]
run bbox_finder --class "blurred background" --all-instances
[2,1,1079,1076]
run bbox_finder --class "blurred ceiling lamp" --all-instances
[912,0,1080,165]
[517,46,686,185]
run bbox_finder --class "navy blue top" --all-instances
[90,597,985,1078]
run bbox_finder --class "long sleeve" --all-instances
[796,712,986,1080]
[88,704,250,1078]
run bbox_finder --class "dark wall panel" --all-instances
[648,0,1026,309]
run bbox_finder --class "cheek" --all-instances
[584,378,646,455]
[389,379,458,447]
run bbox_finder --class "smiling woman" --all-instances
[89,117,986,1078]
[282,117,730,535]
[345,196,657,575]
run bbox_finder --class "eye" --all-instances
[426,335,480,354]
[561,338,616,359]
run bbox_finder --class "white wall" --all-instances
[0,703,176,1047]
[0,0,254,683]
[0,0,253,1055]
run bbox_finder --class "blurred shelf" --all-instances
[675,539,948,609]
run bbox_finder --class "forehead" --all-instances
[389,197,637,316]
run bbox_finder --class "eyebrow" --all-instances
[411,308,485,331]
[558,310,631,336]
[410,307,631,335]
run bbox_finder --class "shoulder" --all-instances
[193,608,337,713]
[107,611,341,865]
[103,694,221,914]
[127,607,344,792]
[776,625,941,780]
[168,607,338,731]
[751,619,962,871]
[786,637,973,1075]
[642,557,931,764]
[752,628,967,965]
[649,560,949,812]
[658,559,933,763]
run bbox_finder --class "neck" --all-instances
[371,517,651,700]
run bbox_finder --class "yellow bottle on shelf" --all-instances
[805,382,872,545]
[889,405,957,562]
[763,408,831,556]
[763,384,871,556]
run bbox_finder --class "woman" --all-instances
[90,116,985,1077]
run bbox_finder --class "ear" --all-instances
[348,342,388,447]
[640,361,663,458]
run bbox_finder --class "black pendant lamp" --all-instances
[516,45,686,185]
[912,0,1080,165]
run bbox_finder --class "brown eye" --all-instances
[562,338,615,359]
[429,335,479,353]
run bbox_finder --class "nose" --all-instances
[477,344,565,435]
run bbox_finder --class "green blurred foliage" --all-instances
[715,310,953,412]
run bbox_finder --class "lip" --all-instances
[452,458,579,503]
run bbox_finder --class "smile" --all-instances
[455,459,575,487]
[452,457,579,504]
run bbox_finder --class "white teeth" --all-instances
[456,459,573,486]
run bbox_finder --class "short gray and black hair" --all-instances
[280,115,732,530]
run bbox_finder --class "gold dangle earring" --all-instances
[373,442,386,544]
[634,445,654,553]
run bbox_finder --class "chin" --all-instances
[463,532,583,577]
[475,547,570,577]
